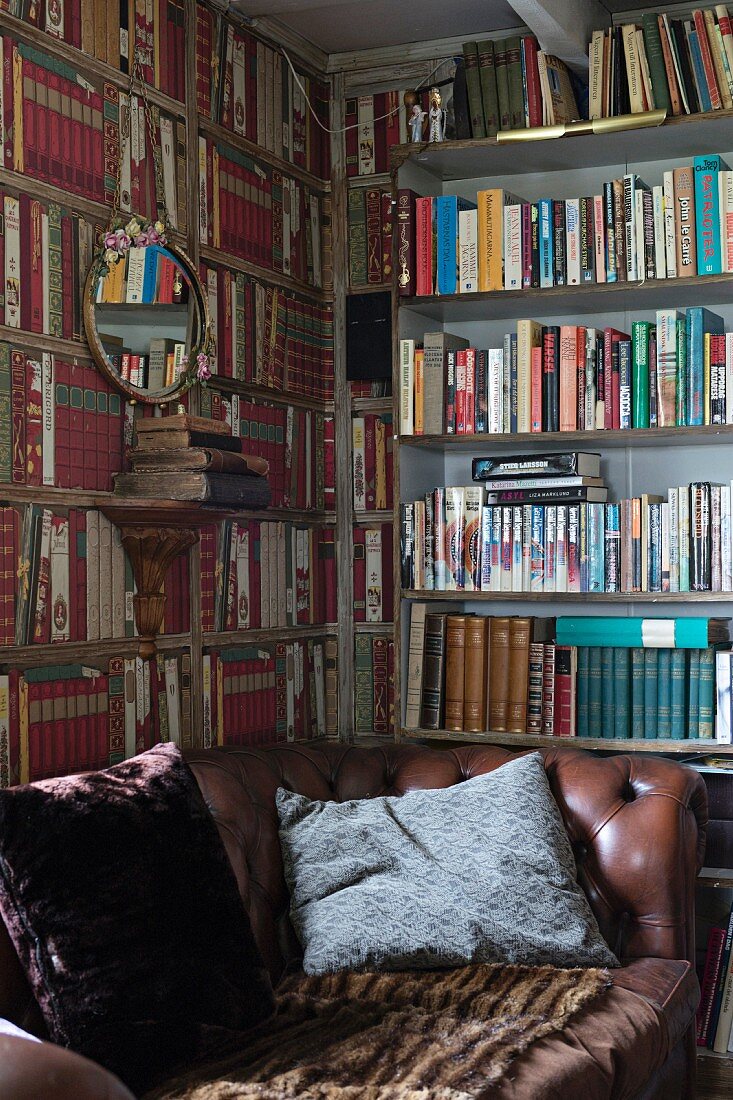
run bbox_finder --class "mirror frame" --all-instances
[83,233,211,405]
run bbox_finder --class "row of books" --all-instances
[400,480,733,596]
[354,634,395,736]
[462,37,578,139]
[106,340,187,391]
[406,607,727,739]
[344,90,407,178]
[0,653,192,788]
[200,395,335,512]
[203,640,339,748]
[590,9,733,119]
[199,520,336,634]
[1,192,97,342]
[196,4,330,180]
[2,38,187,225]
[198,137,326,289]
[0,504,191,647]
[97,245,187,305]
[200,262,335,401]
[350,380,391,399]
[1,0,187,100]
[353,524,393,624]
[399,309,730,439]
[399,160,731,301]
[351,413,393,511]
[347,185,393,288]
[698,899,733,1052]
[0,348,125,491]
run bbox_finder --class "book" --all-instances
[112,472,271,507]
[419,613,447,730]
[473,453,601,480]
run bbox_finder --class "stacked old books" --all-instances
[113,414,271,508]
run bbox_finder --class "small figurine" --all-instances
[427,86,446,143]
[409,102,426,143]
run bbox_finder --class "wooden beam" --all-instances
[508,0,611,72]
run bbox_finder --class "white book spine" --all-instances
[490,507,502,592]
[232,38,246,136]
[624,174,637,281]
[164,657,181,746]
[444,487,464,591]
[503,205,522,290]
[98,513,113,639]
[159,115,177,231]
[500,506,512,592]
[502,333,512,433]
[41,352,54,486]
[357,94,375,175]
[463,486,483,592]
[86,510,100,641]
[4,196,20,327]
[555,505,568,592]
[111,525,125,639]
[399,340,414,436]
[661,501,670,591]
[544,505,556,593]
[488,348,503,433]
[721,170,733,273]
[511,505,522,591]
[49,515,69,642]
[727,332,733,424]
[565,198,581,285]
[668,487,679,592]
[480,506,492,590]
[722,484,732,592]
[716,651,732,744]
[521,504,532,591]
[585,328,596,431]
[366,528,383,620]
[663,170,677,277]
[236,525,250,628]
[459,208,478,292]
[634,189,645,279]
[125,247,146,304]
[652,185,666,280]
[123,658,136,759]
[678,486,690,592]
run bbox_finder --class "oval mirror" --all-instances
[83,219,212,404]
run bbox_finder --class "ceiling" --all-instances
[230,0,522,54]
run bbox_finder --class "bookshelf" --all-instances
[0,0,344,771]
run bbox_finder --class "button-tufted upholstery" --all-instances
[0,741,708,1099]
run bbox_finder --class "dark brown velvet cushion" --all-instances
[0,743,275,1094]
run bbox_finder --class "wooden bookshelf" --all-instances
[207,376,334,413]
[404,728,733,756]
[198,244,331,303]
[198,118,330,192]
[399,424,733,451]
[402,589,733,603]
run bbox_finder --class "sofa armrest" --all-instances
[0,1035,134,1100]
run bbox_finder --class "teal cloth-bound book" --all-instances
[435,196,477,295]
[699,647,715,739]
[687,649,700,738]
[656,648,671,739]
[670,649,686,740]
[613,648,630,738]
[577,646,590,737]
[631,648,645,735]
[588,646,602,738]
[555,616,715,649]
[601,646,614,737]
[643,649,659,739]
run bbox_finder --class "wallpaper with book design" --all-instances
[0,0,340,787]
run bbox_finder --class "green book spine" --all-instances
[477,39,499,138]
[347,189,367,287]
[462,41,486,139]
[504,36,525,129]
[641,13,671,111]
[675,318,687,427]
[699,647,715,739]
[354,633,374,733]
[613,648,630,738]
[631,648,645,731]
[588,646,602,738]
[632,320,653,429]
[643,648,659,738]
[601,646,614,737]
[657,648,672,739]
[47,203,64,339]
[495,39,511,131]
[687,649,700,738]
[670,649,686,739]
[577,646,589,737]
[0,343,11,482]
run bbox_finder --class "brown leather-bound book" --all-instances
[488,616,511,731]
[464,616,488,732]
[507,617,532,733]
[419,613,447,730]
[444,615,467,731]
[130,448,269,476]
[134,413,231,436]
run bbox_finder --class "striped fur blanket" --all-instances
[144,964,611,1099]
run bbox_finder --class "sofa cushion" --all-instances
[277,751,618,974]
[0,743,275,1095]
[493,957,698,1099]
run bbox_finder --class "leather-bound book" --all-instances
[444,615,467,731]
[463,616,488,732]
[419,613,447,730]
[404,602,427,729]
[488,616,511,731]
[507,616,532,733]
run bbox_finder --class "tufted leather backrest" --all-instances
[0,741,709,1027]
[185,743,708,984]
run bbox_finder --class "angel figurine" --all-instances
[427,87,446,143]
[409,102,427,143]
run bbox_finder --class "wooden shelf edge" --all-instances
[0,326,92,362]
[698,868,733,889]
[0,634,191,668]
[198,118,331,193]
[347,172,391,188]
[354,510,394,524]
[353,621,395,633]
[399,424,733,450]
[199,245,332,303]
[401,589,733,603]
[207,375,334,412]
[203,624,338,646]
[350,396,393,412]
[401,728,733,754]
[348,283,391,295]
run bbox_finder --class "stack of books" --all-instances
[113,413,271,507]
[698,898,733,1053]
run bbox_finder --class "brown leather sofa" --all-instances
[0,742,708,1100]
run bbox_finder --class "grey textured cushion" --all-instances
[276,752,618,975]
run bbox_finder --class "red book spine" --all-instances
[11,351,26,485]
[531,344,543,432]
[396,188,416,296]
[464,347,476,434]
[455,348,468,434]
[54,678,69,776]
[603,328,614,429]
[323,415,335,510]
[693,11,722,110]
[27,680,42,782]
[697,925,727,1044]
[554,646,574,737]
[250,521,261,629]
[576,327,587,431]
[363,414,376,510]
[415,196,433,296]
[22,58,38,179]
[522,37,543,127]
